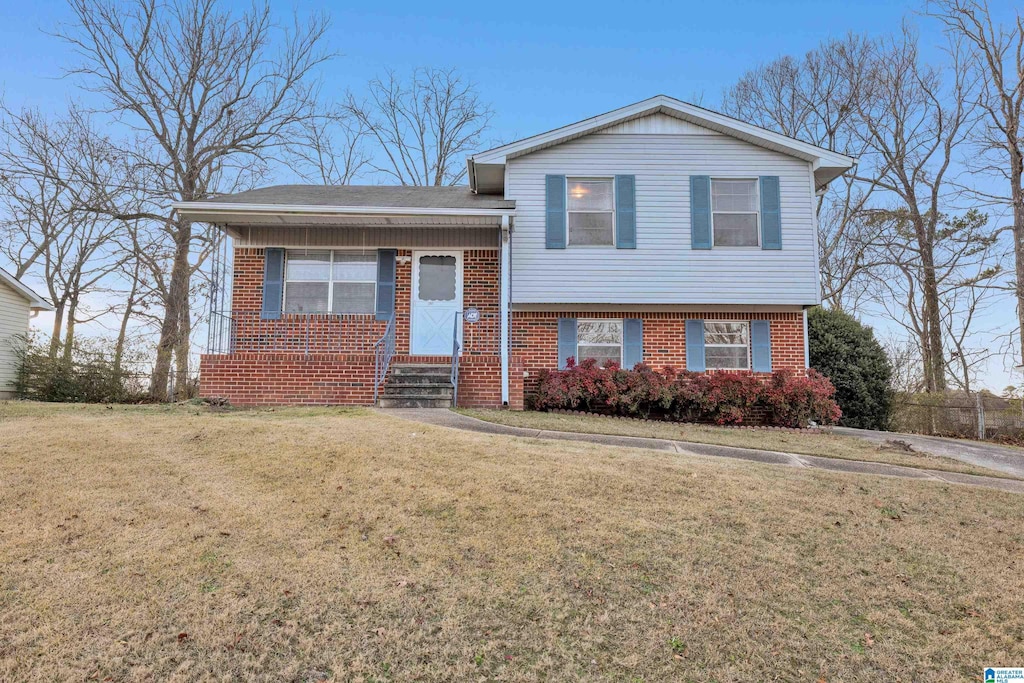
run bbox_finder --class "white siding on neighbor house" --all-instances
[506,128,820,305]
[0,280,31,396]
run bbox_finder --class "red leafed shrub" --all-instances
[532,363,842,428]
[760,369,842,428]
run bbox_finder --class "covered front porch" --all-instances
[174,187,520,407]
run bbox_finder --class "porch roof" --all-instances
[173,185,515,234]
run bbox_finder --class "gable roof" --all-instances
[468,94,856,194]
[0,268,53,311]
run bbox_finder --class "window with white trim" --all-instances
[567,178,614,246]
[577,319,622,366]
[284,250,377,314]
[704,321,750,370]
[711,179,759,247]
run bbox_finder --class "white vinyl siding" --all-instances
[0,281,32,397]
[506,128,819,305]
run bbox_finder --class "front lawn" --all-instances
[1,401,1022,681]
[458,408,1008,478]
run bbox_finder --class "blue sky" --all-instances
[1,0,1020,390]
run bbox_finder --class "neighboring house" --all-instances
[174,95,855,408]
[0,269,53,399]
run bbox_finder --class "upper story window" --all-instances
[712,179,759,247]
[284,250,376,314]
[704,321,750,370]
[577,319,622,366]
[567,178,614,246]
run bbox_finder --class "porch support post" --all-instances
[500,214,511,405]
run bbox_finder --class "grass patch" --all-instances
[456,408,1011,478]
[1,400,1022,681]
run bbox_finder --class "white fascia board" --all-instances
[470,95,857,171]
[173,201,514,218]
[0,268,54,310]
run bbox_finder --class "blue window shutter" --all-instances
[623,318,643,369]
[261,248,284,320]
[690,176,712,249]
[751,320,772,372]
[685,319,706,372]
[557,317,577,369]
[615,175,636,249]
[545,175,567,249]
[375,249,397,321]
[760,176,782,250]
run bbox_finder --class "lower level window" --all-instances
[577,319,622,366]
[284,250,377,314]
[704,321,750,369]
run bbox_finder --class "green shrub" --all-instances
[807,307,893,430]
[11,333,150,403]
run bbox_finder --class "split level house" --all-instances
[174,95,856,409]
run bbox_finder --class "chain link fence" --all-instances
[891,393,1024,442]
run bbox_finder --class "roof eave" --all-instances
[172,201,514,218]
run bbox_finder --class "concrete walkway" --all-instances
[834,426,1024,479]
[377,408,1024,495]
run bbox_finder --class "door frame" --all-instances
[410,250,464,356]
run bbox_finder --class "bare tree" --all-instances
[841,26,977,392]
[345,68,494,186]
[57,0,332,399]
[288,108,371,185]
[722,35,880,310]
[927,0,1024,367]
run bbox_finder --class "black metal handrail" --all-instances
[374,313,396,404]
[450,311,461,407]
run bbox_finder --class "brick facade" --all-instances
[202,248,807,409]
[202,247,509,407]
[512,310,807,396]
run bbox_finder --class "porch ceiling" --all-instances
[179,210,508,236]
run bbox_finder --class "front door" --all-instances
[411,251,462,355]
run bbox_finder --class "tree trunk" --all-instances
[62,296,78,365]
[150,216,193,401]
[1012,149,1024,370]
[174,305,191,399]
[919,240,947,393]
[113,271,138,375]
[48,303,65,360]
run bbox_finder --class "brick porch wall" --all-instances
[511,310,807,397]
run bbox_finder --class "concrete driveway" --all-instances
[833,427,1024,478]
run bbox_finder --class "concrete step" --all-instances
[383,384,454,398]
[378,396,453,409]
[387,373,453,386]
[391,364,451,376]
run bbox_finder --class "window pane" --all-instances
[332,282,376,314]
[418,255,457,301]
[286,251,330,280]
[568,212,613,245]
[578,320,622,345]
[567,179,613,211]
[284,282,329,313]
[704,322,748,345]
[332,252,376,281]
[578,345,621,367]
[713,213,759,246]
[712,179,758,212]
[705,346,750,370]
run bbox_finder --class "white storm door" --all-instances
[411,251,462,355]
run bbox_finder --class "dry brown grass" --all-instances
[458,408,1010,477]
[1,401,1022,682]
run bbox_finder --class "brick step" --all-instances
[383,384,454,398]
[378,396,453,409]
